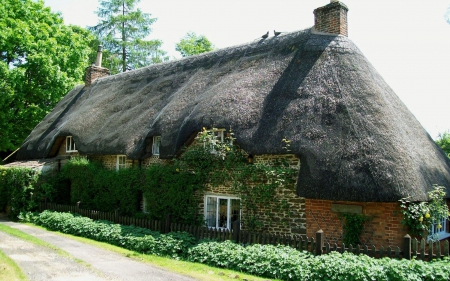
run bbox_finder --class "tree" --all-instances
[175,32,214,57]
[0,0,94,154]
[89,0,168,73]
[435,132,450,157]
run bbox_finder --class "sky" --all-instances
[43,0,450,139]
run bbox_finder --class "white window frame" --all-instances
[116,155,126,171]
[204,195,240,230]
[66,136,77,152]
[152,136,161,156]
[205,129,225,154]
[429,217,450,240]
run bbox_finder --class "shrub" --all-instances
[24,211,450,281]
[0,166,40,218]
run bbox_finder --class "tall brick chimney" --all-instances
[85,45,110,87]
[313,0,348,36]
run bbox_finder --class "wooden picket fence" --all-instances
[39,202,449,261]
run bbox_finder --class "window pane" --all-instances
[219,198,228,228]
[66,137,70,151]
[153,136,161,155]
[230,199,240,225]
[206,197,217,227]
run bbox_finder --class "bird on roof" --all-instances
[274,30,282,36]
[261,31,269,39]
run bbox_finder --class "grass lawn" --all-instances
[0,248,28,281]
[3,223,277,281]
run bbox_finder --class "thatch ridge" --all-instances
[16,28,450,202]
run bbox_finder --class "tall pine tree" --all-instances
[89,0,167,73]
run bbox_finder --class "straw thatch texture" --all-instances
[16,28,450,202]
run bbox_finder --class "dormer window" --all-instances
[152,136,161,156]
[213,130,224,142]
[116,155,126,171]
[208,129,225,154]
[66,136,77,152]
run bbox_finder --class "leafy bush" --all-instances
[57,158,143,216]
[399,185,450,240]
[26,210,450,281]
[0,166,40,218]
[31,210,195,258]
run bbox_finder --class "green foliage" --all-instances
[59,157,142,216]
[141,164,203,225]
[89,0,168,73]
[0,0,94,152]
[340,213,372,245]
[435,131,450,158]
[26,210,450,281]
[399,185,450,240]
[0,166,40,218]
[175,32,214,57]
[31,210,196,259]
[178,127,297,231]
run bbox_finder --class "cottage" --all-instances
[8,1,450,246]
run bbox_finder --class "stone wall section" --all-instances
[306,199,407,247]
[195,153,306,235]
[142,156,169,167]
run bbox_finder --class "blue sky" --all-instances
[44,0,450,138]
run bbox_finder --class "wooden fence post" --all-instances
[232,220,240,243]
[403,234,411,260]
[315,229,324,255]
[163,213,172,234]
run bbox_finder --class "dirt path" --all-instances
[0,219,197,281]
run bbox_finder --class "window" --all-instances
[205,195,240,229]
[152,136,161,156]
[429,217,450,240]
[205,129,225,154]
[116,155,126,171]
[66,136,77,152]
[213,130,224,142]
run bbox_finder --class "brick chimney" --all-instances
[313,0,349,36]
[85,45,110,87]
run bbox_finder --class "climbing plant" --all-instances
[340,212,372,245]
[177,127,298,231]
[399,185,450,240]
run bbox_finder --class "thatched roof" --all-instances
[16,28,450,202]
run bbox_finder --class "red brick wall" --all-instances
[306,199,407,247]
[314,1,348,36]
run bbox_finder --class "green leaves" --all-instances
[89,0,167,73]
[399,185,450,239]
[31,210,196,259]
[175,32,215,57]
[0,0,94,153]
[435,132,450,158]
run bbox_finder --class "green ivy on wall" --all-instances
[1,127,298,229]
[340,212,372,246]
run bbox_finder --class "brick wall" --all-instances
[314,1,348,36]
[85,65,110,86]
[142,155,169,167]
[195,153,306,235]
[306,199,407,247]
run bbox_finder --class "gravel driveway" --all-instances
[0,218,197,281]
